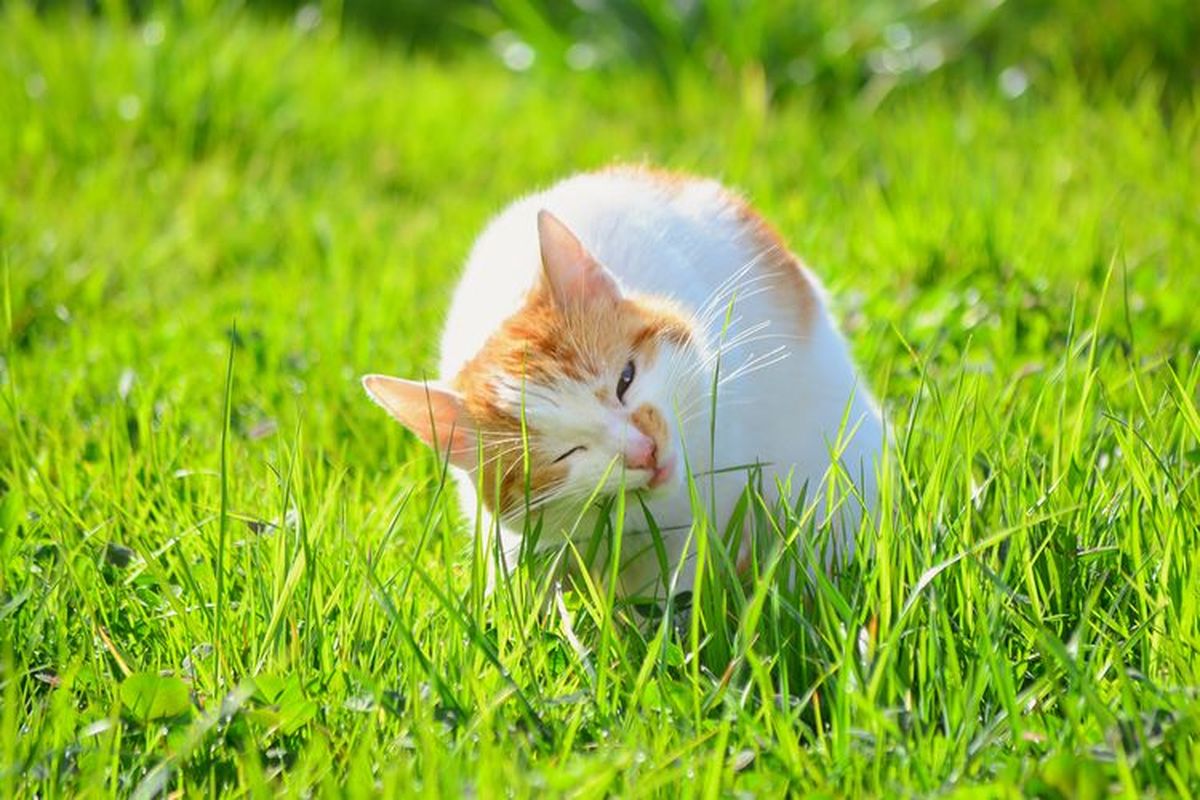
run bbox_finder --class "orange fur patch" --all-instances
[729,197,817,335]
[632,308,693,350]
[631,403,667,450]
[603,162,693,196]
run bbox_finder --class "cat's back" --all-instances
[438,167,808,379]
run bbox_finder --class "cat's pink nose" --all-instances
[624,434,658,471]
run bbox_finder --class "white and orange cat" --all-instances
[363,166,882,601]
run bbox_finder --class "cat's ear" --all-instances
[537,209,622,308]
[361,375,478,470]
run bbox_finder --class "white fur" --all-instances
[438,170,883,599]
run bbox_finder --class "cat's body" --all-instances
[365,167,881,600]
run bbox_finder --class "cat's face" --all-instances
[363,211,707,524]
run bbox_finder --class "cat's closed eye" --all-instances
[616,360,636,403]
[553,445,587,463]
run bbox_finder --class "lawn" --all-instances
[2,2,1199,796]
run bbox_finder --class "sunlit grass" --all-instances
[1,4,1198,796]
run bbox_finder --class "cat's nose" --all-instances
[624,433,658,471]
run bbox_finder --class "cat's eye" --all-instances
[616,360,636,403]
[553,445,586,464]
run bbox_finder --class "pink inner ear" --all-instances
[361,375,479,470]
[537,209,621,307]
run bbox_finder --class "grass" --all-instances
[2,3,1200,796]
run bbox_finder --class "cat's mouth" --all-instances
[632,456,675,492]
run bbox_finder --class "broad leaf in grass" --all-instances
[249,674,317,735]
[120,672,192,722]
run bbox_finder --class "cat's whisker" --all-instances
[694,274,780,330]
[497,449,536,485]
[692,246,777,320]
[671,329,792,391]
[696,286,778,330]
[713,318,772,349]
[469,440,529,460]
[718,345,791,386]
[692,256,786,332]
[478,442,527,462]
[701,321,803,364]
[471,431,527,443]
[657,250,786,392]
[494,379,563,410]
[696,272,796,335]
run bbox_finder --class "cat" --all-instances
[362,165,883,602]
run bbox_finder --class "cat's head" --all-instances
[362,210,707,525]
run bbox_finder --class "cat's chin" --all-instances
[647,459,675,490]
[629,457,677,496]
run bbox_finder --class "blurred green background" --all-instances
[30,0,1200,102]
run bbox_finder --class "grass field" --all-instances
[3,2,1200,796]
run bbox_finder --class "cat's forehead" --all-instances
[456,291,693,405]
[492,373,597,422]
